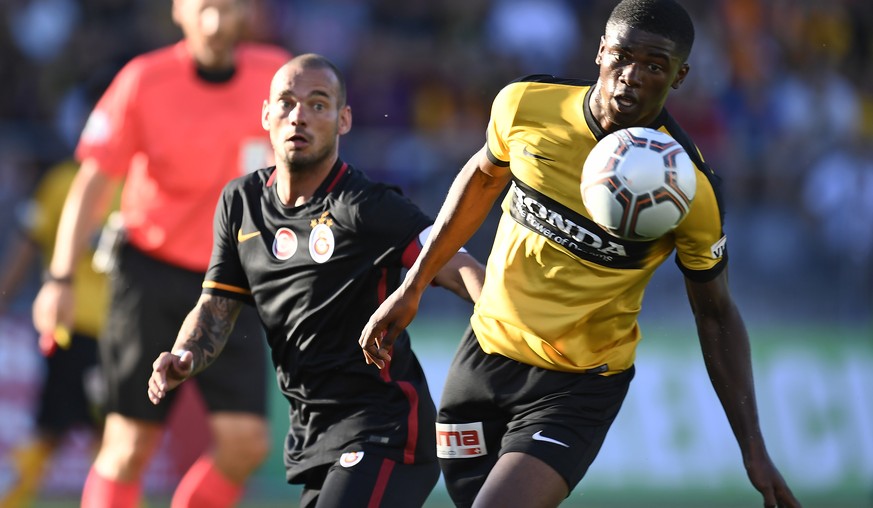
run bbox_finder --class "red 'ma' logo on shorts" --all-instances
[436,422,487,459]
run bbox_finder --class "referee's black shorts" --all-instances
[101,243,268,421]
[437,327,634,506]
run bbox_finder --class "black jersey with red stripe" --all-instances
[203,158,437,483]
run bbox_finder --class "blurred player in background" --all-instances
[0,159,112,508]
[147,54,484,508]
[31,0,290,506]
[360,1,801,507]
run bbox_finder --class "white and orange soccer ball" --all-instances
[580,127,697,241]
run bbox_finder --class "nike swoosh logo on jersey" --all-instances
[532,430,569,448]
[237,229,262,243]
[522,146,555,162]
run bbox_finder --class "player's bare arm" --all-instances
[174,293,244,375]
[359,251,485,369]
[411,144,510,290]
[359,145,507,367]
[685,269,801,508]
[49,159,119,280]
[147,293,243,404]
[431,252,485,304]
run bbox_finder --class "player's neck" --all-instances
[274,161,335,207]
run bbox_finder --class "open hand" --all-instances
[147,350,194,404]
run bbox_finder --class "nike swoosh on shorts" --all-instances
[532,430,569,448]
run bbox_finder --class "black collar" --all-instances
[196,65,236,84]
[583,86,668,141]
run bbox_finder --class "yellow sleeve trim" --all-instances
[202,280,252,296]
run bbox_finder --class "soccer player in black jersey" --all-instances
[147,54,484,507]
[359,1,801,507]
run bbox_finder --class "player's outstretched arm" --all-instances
[356,254,484,370]
[685,269,801,508]
[147,293,243,404]
[431,252,485,304]
[359,146,508,368]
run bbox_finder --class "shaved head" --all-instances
[272,53,347,107]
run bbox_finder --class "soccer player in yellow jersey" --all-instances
[360,1,801,507]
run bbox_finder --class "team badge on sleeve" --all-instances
[436,422,487,459]
[339,451,364,468]
[273,227,298,260]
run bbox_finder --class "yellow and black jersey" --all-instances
[472,75,727,375]
[18,161,110,337]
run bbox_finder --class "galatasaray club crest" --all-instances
[339,451,364,468]
[272,227,298,260]
[309,212,335,264]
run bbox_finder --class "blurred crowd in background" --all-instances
[1,0,871,325]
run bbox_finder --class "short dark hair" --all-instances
[605,0,695,61]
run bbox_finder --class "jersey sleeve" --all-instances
[202,183,254,304]
[672,166,727,282]
[354,184,432,268]
[398,224,470,270]
[75,59,143,179]
[485,82,525,167]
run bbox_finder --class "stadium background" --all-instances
[0,0,870,506]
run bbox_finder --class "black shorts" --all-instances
[437,327,634,506]
[36,332,102,434]
[298,451,439,508]
[101,244,268,421]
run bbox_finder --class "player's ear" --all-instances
[338,105,352,136]
[261,100,270,131]
[671,63,690,90]
[595,35,605,66]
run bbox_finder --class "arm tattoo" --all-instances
[177,295,243,375]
